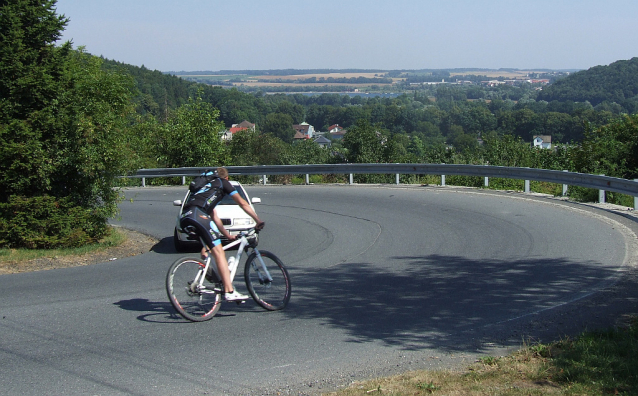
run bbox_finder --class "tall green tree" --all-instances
[342,119,386,163]
[0,1,138,248]
[571,115,638,179]
[156,93,228,168]
[228,129,257,166]
[53,50,138,209]
[286,138,331,165]
[0,0,70,199]
[262,112,295,143]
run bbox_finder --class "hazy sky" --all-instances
[54,0,638,72]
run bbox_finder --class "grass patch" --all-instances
[328,318,638,395]
[0,226,126,264]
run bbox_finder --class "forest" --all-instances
[1,0,637,249]
[94,56,638,209]
[105,55,638,163]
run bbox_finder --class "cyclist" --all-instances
[180,167,264,301]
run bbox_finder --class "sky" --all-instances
[54,0,638,73]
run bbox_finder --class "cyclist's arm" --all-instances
[212,208,235,240]
[230,194,264,229]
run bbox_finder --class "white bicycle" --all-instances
[166,228,291,322]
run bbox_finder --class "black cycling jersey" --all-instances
[180,177,238,248]
[184,177,237,213]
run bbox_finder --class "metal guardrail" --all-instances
[128,163,638,205]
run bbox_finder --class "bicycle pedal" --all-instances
[236,300,246,305]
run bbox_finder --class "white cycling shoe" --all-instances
[224,290,250,301]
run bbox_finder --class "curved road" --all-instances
[1,185,637,395]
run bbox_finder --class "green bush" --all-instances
[486,177,525,191]
[309,174,325,184]
[0,196,108,249]
[446,175,483,188]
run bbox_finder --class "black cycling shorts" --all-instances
[179,206,222,248]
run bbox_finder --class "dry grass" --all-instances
[327,319,638,396]
[327,348,562,396]
[0,228,157,274]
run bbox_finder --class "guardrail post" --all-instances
[305,174,310,185]
[142,177,146,187]
[562,170,568,196]
[484,177,489,187]
[524,180,530,193]
[182,176,186,185]
[349,174,353,185]
[263,175,267,185]
[441,174,445,186]
[599,174,605,203]
[396,173,400,185]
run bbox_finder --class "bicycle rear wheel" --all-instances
[244,250,291,311]
[166,257,221,321]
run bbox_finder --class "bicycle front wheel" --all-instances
[244,250,291,311]
[166,257,221,322]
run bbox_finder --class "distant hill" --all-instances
[102,58,197,116]
[100,58,265,127]
[537,57,638,110]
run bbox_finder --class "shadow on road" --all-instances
[112,298,183,323]
[284,254,634,354]
[150,237,183,254]
[113,297,242,323]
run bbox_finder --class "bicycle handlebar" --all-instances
[237,228,259,238]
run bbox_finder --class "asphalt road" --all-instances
[1,184,636,395]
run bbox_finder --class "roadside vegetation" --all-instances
[329,317,638,395]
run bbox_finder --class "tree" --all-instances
[275,101,304,124]
[156,92,228,168]
[0,1,138,248]
[262,113,295,143]
[342,119,386,163]
[0,0,70,200]
[53,50,138,209]
[407,135,426,158]
[571,114,638,179]
[228,129,257,166]
[481,134,533,167]
[287,139,330,165]
[456,105,497,136]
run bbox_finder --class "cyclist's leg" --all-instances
[183,208,238,295]
[180,207,218,272]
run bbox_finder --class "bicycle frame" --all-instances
[193,230,274,293]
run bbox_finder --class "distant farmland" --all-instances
[173,69,560,91]
[174,71,399,89]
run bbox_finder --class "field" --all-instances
[174,71,399,88]
[174,69,557,90]
[252,72,385,80]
